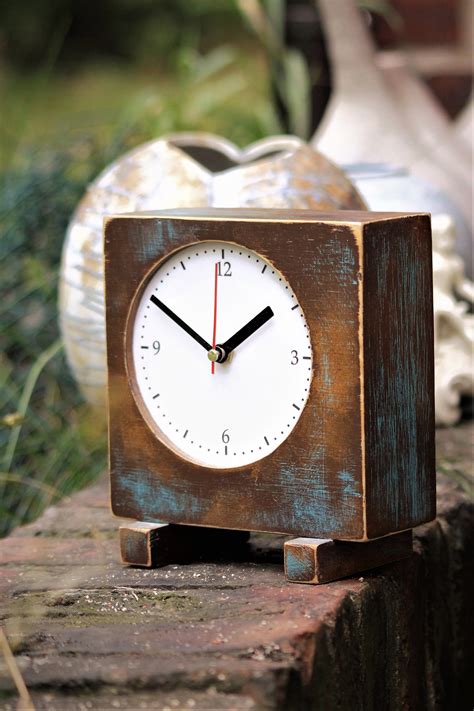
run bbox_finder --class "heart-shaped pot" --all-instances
[59,132,366,409]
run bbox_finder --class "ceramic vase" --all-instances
[59,133,365,409]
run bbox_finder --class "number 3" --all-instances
[291,350,299,365]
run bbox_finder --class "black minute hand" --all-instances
[215,306,274,362]
[150,295,212,352]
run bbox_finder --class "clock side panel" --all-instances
[362,215,436,538]
[105,214,365,539]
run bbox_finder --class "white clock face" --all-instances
[129,241,312,468]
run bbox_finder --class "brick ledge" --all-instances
[0,423,472,710]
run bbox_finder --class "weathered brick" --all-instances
[0,424,472,709]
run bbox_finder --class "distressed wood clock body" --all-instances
[104,208,435,583]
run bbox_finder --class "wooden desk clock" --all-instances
[104,208,435,584]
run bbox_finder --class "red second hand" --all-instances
[211,262,218,374]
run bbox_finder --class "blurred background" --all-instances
[1,0,472,536]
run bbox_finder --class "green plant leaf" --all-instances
[280,49,311,139]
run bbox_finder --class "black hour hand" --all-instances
[150,295,212,352]
[215,306,274,362]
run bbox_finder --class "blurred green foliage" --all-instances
[237,0,311,140]
[0,0,246,69]
[0,1,285,535]
[0,141,113,535]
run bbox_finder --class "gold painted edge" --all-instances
[353,224,367,540]
[103,211,430,229]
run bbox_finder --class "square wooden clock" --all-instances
[104,208,435,584]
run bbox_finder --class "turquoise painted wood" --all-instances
[284,532,414,584]
[105,208,435,541]
[363,220,435,535]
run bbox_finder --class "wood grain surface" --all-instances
[104,208,435,540]
[284,531,413,584]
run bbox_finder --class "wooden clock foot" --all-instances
[284,530,413,584]
[119,521,250,568]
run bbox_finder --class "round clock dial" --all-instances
[129,241,312,468]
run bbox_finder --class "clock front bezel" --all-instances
[124,239,313,471]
